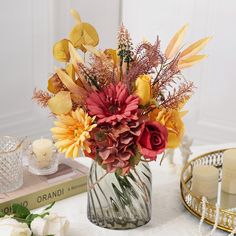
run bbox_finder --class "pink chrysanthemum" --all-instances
[86,82,139,125]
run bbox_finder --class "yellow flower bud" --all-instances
[135,75,152,106]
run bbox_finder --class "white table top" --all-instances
[35,143,236,236]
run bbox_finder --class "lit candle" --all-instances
[32,138,53,168]
[191,165,219,199]
[222,149,236,194]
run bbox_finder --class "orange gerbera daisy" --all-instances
[51,108,97,158]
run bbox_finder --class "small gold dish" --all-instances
[180,149,236,233]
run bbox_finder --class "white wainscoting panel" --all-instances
[0,0,121,138]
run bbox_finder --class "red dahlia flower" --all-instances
[86,82,139,125]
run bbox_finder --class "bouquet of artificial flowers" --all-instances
[33,9,210,176]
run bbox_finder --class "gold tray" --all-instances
[180,148,236,233]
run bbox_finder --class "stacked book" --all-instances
[0,158,88,214]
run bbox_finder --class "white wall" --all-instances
[1,0,236,145]
[123,0,236,145]
[0,0,121,138]
[0,0,55,138]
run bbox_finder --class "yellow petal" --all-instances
[53,134,71,140]
[179,110,188,117]
[54,121,66,128]
[55,139,74,148]
[73,145,79,157]
[65,144,75,158]
[70,9,82,24]
[134,75,152,106]
[58,115,75,126]
[56,68,86,96]
[53,39,70,62]
[180,37,212,60]
[178,55,207,69]
[69,23,84,49]
[165,24,188,59]
[51,127,68,134]
[48,91,72,115]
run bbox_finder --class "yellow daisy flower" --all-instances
[51,108,97,158]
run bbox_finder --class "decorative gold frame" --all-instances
[180,148,236,233]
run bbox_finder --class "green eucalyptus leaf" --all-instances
[12,203,30,219]
[0,211,5,217]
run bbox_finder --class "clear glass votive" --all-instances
[27,145,59,175]
[0,136,23,193]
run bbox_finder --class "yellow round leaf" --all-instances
[69,23,99,52]
[48,91,72,115]
[53,39,70,62]
[82,23,99,47]
[69,24,84,49]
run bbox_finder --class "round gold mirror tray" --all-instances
[180,148,236,233]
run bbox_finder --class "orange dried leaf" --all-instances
[165,24,188,59]
[66,63,75,81]
[48,73,62,94]
[180,37,212,60]
[56,68,86,96]
[178,55,207,69]
[53,39,70,62]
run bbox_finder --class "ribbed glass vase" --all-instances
[87,161,152,229]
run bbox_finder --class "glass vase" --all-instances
[0,136,23,193]
[87,160,152,229]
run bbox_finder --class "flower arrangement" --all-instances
[33,9,210,176]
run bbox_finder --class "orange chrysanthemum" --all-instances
[51,108,97,158]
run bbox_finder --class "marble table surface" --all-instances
[35,143,236,236]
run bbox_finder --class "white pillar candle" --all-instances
[32,138,53,168]
[191,165,219,199]
[222,149,236,194]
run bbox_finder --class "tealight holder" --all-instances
[0,136,24,193]
[26,144,59,175]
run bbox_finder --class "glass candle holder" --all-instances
[0,136,23,193]
[27,144,59,175]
